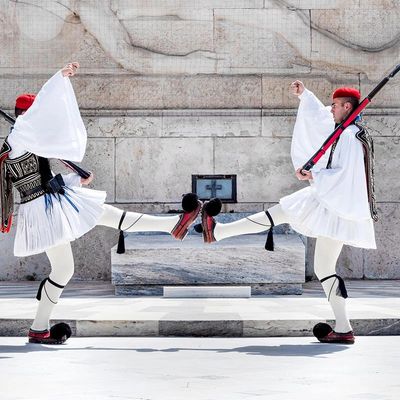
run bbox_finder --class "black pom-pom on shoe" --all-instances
[204,198,222,217]
[313,322,333,340]
[194,223,203,233]
[50,322,72,341]
[181,193,199,213]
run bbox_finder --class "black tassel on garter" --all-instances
[264,211,275,251]
[117,230,126,254]
[335,275,348,299]
[36,278,48,301]
[320,274,348,299]
[117,211,127,254]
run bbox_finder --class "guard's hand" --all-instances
[295,168,313,181]
[62,62,79,77]
[290,80,305,96]
[81,172,94,186]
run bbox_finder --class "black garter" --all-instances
[36,277,65,304]
[320,274,348,300]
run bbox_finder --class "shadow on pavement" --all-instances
[0,342,350,358]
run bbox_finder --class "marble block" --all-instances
[112,233,305,296]
[163,286,252,298]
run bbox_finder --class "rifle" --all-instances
[301,64,400,172]
[0,108,91,179]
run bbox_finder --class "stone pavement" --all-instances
[0,281,399,337]
[0,336,399,400]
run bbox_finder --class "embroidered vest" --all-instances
[355,122,378,222]
[5,152,47,203]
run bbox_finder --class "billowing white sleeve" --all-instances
[62,173,82,188]
[291,89,335,172]
[8,71,87,161]
[311,129,371,220]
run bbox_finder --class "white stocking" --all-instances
[97,204,180,233]
[213,204,289,241]
[314,237,352,333]
[31,242,74,331]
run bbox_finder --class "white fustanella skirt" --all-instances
[280,186,376,249]
[14,184,106,257]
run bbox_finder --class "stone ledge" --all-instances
[1,318,399,338]
[115,284,303,296]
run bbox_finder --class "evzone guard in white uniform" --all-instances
[0,63,202,344]
[198,80,377,344]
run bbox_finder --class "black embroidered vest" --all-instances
[5,152,47,203]
[355,122,378,222]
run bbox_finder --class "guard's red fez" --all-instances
[15,93,36,110]
[332,87,361,100]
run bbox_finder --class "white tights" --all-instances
[31,205,180,331]
[31,242,75,331]
[314,237,352,333]
[97,204,180,233]
[213,204,352,333]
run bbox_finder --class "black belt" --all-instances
[20,186,45,204]
[18,174,66,204]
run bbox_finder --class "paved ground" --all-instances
[0,336,399,400]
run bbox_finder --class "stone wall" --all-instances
[0,0,399,280]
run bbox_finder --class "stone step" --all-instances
[111,233,305,296]
[1,297,399,337]
[163,286,251,298]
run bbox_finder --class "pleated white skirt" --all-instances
[280,186,376,249]
[14,186,106,257]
